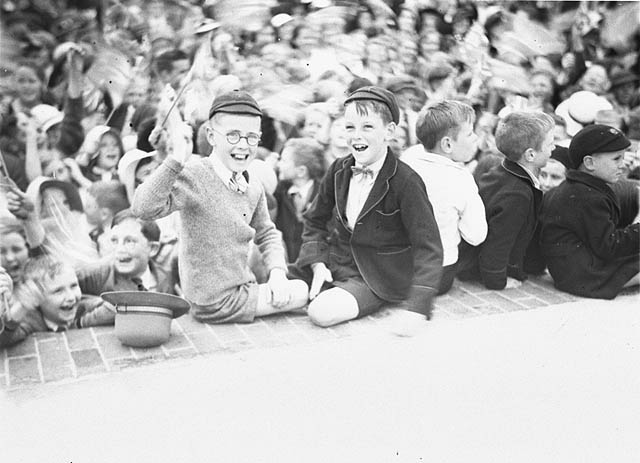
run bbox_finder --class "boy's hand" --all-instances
[169,121,193,165]
[5,186,35,220]
[505,277,522,289]
[309,262,333,300]
[267,268,290,308]
[0,268,13,299]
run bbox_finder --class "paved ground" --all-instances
[3,290,639,462]
[0,275,587,390]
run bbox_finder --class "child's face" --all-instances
[344,103,394,166]
[539,159,566,192]
[207,113,262,174]
[587,149,626,184]
[14,66,42,105]
[277,147,299,181]
[41,187,70,219]
[82,192,101,227]
[531,74,553,101]
[553,124,568,143]
[97,134,121,171]
[1,232,29,284]
[134,160,160,188]
[329,117,348,150]
[530,130,555,169]
[302,110,331,145]
[109,218,155,278]
[39,266,81,327]
[449,120,478,163]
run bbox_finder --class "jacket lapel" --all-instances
[356,151,397,222]
[334,156,354,227]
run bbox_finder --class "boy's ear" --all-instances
[523,147,536,162]
[440,136,452,154]
[582,155,595,171]
[205,125,215,147]
[148,240,161,259]
[384,122,397,142]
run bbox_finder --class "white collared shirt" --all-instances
[345,155,386,230]
[401,145,488,265]
[517,162,542,190]
[208,154,247,192]
[287,179,314,204]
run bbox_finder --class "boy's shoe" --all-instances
[385,309,428,337]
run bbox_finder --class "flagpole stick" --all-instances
[159,70,192,129]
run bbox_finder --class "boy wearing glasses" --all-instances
[132,90,308,323]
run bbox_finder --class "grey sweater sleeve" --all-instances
[251,188,287,273]
[132,157,185,220]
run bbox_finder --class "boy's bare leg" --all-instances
[623,272,640,288]
[307,287,359,327]
[255,279,309,317]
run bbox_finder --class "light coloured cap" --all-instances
[271,13,293,29]
[31,104,63,133]
[117,149,155,203]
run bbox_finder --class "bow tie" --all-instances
[351,166,374,179]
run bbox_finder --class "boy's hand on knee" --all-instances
[309,262,333,300]
[505,277,522,289]
[267,268,291,308]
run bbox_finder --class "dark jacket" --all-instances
[294,151,443,316]
[458,159,544,289]
[274,179,321,263]
[539,170,639,299]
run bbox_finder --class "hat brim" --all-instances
[211,103,262,117]
[39,179,83,212]
[101,291,190,319]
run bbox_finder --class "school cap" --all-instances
[568,124,631,168]
[208,90,262,119]
[344,86,400,124]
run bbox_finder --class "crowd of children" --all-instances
[1,0,639,347]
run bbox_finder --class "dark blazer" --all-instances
[458,159,544,289]
[274,179,321,263]
[294,150,443,316]
[539,170,639,299]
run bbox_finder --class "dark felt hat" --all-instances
[344,86,400,124]
[39,179,83,213]
[209,90,262,119]
[550,145,571,170]
[568,124,631,169]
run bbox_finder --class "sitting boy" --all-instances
[274,137,326,262]
[539,125,639,298]
[132,90,308,323]
[0,256,115,347]
[457,111,555,289]
[401,100,487,294]
[77,208,177,295]
[290,86,443,328]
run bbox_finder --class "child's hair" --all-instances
[347,100,393,125]
[282,137,327,180]
[22,255,71,292]
[416,100,476,150]
[0,216,26,240]
[495,111,554,161]
[111,208,160,242]
[87,180,130,215]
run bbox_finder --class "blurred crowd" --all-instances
[0,0,639,345]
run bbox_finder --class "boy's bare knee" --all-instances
[307,300,335,327]
[307,288,358,327]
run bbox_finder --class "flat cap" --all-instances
[568,124,631,169]
[209,90,262,119]
[344,86,400,124]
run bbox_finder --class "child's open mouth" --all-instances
[59,304,75,312]
[231,153,250,161]
[117,257,133,264]
[352,143,368,152]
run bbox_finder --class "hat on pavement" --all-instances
[102,291,191,348]
[209,90,262,119]
[344,86,400,124]
[568,124,631,169]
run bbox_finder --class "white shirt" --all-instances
[208,154,247,192]
[401,146,488,266]
[287,179,314,205]
[345,155,386,230]
[517,162,542,190]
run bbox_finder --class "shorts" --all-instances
[190,282,259,324]
[333,277,387,318]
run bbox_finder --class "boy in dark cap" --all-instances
[539,124,639,298]
[290,86,443,333]
[132,90,309,324]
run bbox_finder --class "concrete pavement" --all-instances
[2,280,639,463]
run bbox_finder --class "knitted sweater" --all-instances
[132,156,286,305]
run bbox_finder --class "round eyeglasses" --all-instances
[211,127,261,146]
